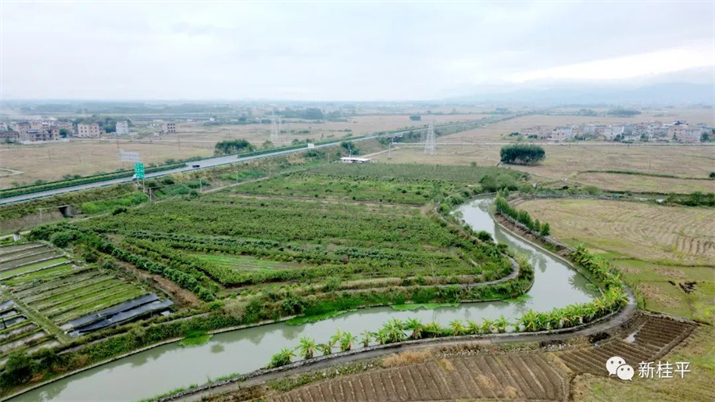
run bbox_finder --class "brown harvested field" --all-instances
[178,114,488,146]
[377,143,714,178]
[516,198,715,322]
[516,199,715,265]
[253,315,702,402]
[0,141,213,188]
[269,353,567,402]
[571,172,714,194]
[571,326,714,402]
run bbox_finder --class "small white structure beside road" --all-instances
[340,157,371,164]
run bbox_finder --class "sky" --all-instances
[1,0,714,101]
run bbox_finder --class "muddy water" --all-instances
[15,198,597,402]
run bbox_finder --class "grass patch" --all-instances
[286,309,358,326]
[390,303,459,311]
[0,258,68,279]
[179,330,212,347]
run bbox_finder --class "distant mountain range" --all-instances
[450,83,714,106]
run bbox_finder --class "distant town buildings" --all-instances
[77,123,101,138]
[116,121,130,135]
[522,120,710,143]
[5,119,73,143]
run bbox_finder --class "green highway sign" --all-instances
[134,163,145,179]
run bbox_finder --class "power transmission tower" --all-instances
[424,120,436,155]
[270,113,279,144]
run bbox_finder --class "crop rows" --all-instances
[557,315,697,375]
[271,353,564,402]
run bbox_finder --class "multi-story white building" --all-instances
[603,125,625,141]
[549,126,574,141]
[116,121,130,135]
[163,122,177,134]
[77,123,101,138]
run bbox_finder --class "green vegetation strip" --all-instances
[286,309,358,326]
[390,303,459,311]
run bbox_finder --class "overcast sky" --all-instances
[1,1,714,101]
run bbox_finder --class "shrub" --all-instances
[49,231,78,248]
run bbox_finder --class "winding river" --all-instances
[13,199,598,402]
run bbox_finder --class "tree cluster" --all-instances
[500,144,545,165]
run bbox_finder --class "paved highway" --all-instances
[0,115,533,206]
[0,132,399,205]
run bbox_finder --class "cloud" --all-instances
[1,1,713,100]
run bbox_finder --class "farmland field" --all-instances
[515,199,715,265]
[234,314,708,402]
[0,241,167,366]
[26,163,531,322]
[0,113,482,189]
[516,198,715,324]
[375,143,715,193]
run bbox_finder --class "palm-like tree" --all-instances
[360,330,372,348]
[481,318,495,334]
[404,318,424,340]
[340,332,356,352]
[450,320,466,336]
[298,337,316,359]
[494,315,510,333]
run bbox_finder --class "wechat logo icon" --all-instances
[607,356,634,381]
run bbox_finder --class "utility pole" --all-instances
[270,113,279,144]
[424,120,436,155]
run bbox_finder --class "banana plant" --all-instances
[404,318,424,339]
[466,320,481,335]
[494,315,510,333]
[360,329,372,347]
[298,337,316,359]
[318,343,332,356]
[423,322,441,338]
[519,310,539,332]
[450,319,466,336]
[547,310,563,330]
[480,318,495,334]
[340,332,356,352]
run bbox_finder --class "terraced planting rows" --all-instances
[0,244,68,362]
[13,268,149,327]
[271,354,565,402]
[0,241,167,367]
[0,243,69,280]
[264,315,697,402]
[557,315,697,376]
